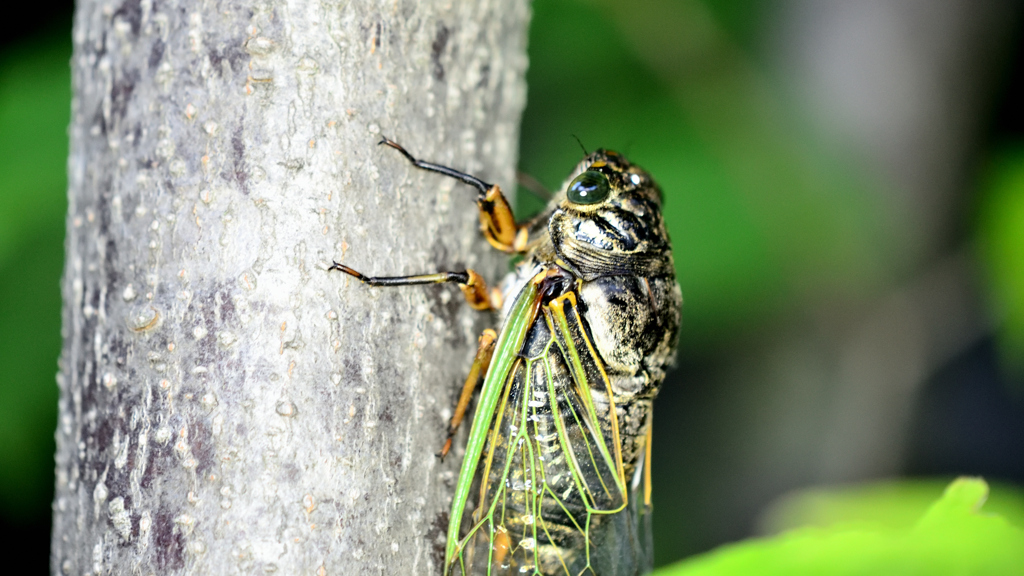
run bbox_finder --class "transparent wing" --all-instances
[449,291,649,576]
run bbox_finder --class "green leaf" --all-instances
[654,478,1024,576]
[759,478,1024,533]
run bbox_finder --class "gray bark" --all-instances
[51,1,529,574]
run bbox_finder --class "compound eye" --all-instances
[566,170,610,205]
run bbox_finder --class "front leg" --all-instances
[379,137,529,253]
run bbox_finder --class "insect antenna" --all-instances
[571,134,589,156]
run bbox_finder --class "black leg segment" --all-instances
[329,262,470,287]
[379,136,492,196]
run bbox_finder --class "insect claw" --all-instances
[328,261,365,281]
[437,437,453,462]
[378,135,420,165]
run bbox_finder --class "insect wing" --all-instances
[545,292,626,511]
[449,288,647,575]
[446,275,543,573]
[541,291,652,575]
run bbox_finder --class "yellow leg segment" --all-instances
[478,185,530,253]
[439,328,498,460]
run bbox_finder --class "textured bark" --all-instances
[51,1,529,574]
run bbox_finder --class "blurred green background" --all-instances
[2,0,1024,572]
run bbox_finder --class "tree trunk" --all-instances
[51,1,529,574]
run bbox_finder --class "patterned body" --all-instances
[448,150,681,575]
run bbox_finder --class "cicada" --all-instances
[331,138,681,575]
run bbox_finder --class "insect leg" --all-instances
[329,262,498,311]
[379,136,529,253]
[438,328,497,461]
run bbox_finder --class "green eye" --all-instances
[566,171,610,205]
